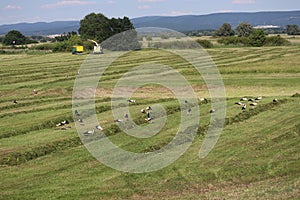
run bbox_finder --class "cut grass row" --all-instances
[1,97,291,166]
[1,98,298,199]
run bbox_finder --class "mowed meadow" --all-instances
[0,43,300,199]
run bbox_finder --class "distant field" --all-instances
[0,45,299,199]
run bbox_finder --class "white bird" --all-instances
[242,104,247,110]
[114,119,123,123]
[146,106,152,110]
[235,102,243,105]
[96,125,103,131]
[141,109,146,114]
[61,120,69,125]
[200,98,208,103]
[128,99,135,103]
[13,100,18,104]
[248,98,255,102]
[255,96,262,100]
[145,112,152,122]
[250,102,258,106]
[240,97,247,101]
[33,89,38,95]
[273,98,278,103]
[56,123,62,127]
[78,118,83,123]
[83,129,94,136]
[210,109,216,113]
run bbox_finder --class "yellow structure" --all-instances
[72,46,83,54]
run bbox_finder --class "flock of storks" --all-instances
[235,96,278,111]
[12,92,278,136]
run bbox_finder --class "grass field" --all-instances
[0,44,299,199]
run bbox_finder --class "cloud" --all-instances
[106,0,115,4]
[219,10,234,13]
[41,0,96,9]
[232,0,256,4]
[138,0,166,2]
[163,11,193,16]
[138,5,151,10]
[3,5,22,10]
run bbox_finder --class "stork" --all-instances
[242,104,247,110]
[255,96,262,100]
[83,129,94,136]
[200,98,208,103]
[250,102,258,106]
[210,109,216,113]
[145,112,152,122]
[96,125,103,131]
[146,106,152,110]
[128,99,135,103]
[235,102,243,105]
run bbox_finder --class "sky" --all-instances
[0,0,299,25]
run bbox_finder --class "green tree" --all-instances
[67,35,83,46]
[78,13,135,43]
[249,29,266,47]
[236,22,253,37]
[286,25,300,35]
[3,30,26,45]
[215,23,235,37]
[79,13,110,42]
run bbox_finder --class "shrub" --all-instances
[150,40,200,49]
[146,35,152,41]
[265,35,290,46]
[249,29,266,47]
[217,36,249,46]
[196,39,213,48]
[31,43,55,50]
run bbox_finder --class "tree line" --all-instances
[1,12,299,50]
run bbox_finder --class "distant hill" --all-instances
[0,21,79,36]
[0,11,299,36]
[131,11,300,31]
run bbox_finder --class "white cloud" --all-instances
[3,5,22,10]
[232,0,256,4]
[106,0,115,4]
[41,0,96,9]
[163,11,193,16]
[219,10,234,13]
[138,5,151,10]
[138,0,166,2]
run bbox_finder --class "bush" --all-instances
[217,36,249,46]
[150,40,200,49]
[53,41,72,52]
[146,35,152,41]
[265,35,290,46]
[31,43,55,50]
[160,33,170,39]
[249,29,266,47]
[196,39,213,48]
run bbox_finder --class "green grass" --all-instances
[0,46,299,199]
